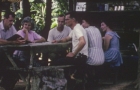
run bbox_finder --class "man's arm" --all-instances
[66,36,85,57]
[73,36,85,55]
[33,37,46,43]
[0,38,25,45]
[52,36,71,43]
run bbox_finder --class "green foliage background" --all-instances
[14,0,68,33]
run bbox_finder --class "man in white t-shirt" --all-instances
[53,12,88,64]
[47,15,71,63]
[47,15,71,42]
[52,12,88,88]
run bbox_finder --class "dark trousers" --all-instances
[0,52,19,90]
[103,62,120,84]
[85,64,103,84]
[51,54,87,79]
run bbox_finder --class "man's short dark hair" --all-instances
[4,11,15,19]
[58,14,64,17]
[82,16,93,25]
[65,11,81,22]
[65,11,76,19]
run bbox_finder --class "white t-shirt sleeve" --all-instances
[74,27,83,39]
[47,30,53,42]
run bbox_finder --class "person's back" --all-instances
[106,31,120,50]
[85,26,104,65]
[87,26,102,48]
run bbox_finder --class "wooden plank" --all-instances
[32,65,74,72]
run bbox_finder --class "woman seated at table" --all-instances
[13,16,46,68]
[100,19,123,84]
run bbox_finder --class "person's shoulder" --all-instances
[64,25,71,31]
[0,21,4,30]
[105,31,115,37]
[10,25,17,31]
[74,24,83,29]
[49,27,57,32]
[29,30,38,34]
[17,29,23,33]
[0,21,2,25]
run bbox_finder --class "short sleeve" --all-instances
[16,30,24,38]
[47,30,54,42]
[32,31,42,40]
[105,32,114,37]
[74,27,83,39]
[68,30,72,38]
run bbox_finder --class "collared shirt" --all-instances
[0,21,17,40]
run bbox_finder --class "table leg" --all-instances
[25,47,35,90]
[4,51,27,82]
[25,72,31,90]
[31,74,41,90]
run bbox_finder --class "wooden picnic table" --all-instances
[0,41,72,90]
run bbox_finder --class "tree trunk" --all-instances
[40,0,52,64]
[68,0,74,11]
[41,0,52,40]
[22,0,31,18]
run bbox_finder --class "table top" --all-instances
[0,41,72,53]
[0,41,71,47]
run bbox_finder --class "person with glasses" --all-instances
[52,11,88,89]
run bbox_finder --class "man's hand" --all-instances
[66,52,75,57]
[23,28,28,33]
[13,40,25,44]
[52,40,58,43]
[12,38,26,44]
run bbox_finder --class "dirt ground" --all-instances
[11,79,137,90]
[0,79,136,90]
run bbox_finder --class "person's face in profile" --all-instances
[100,22,108,32]
[4,15,15,29]
[65,14,73,27]
[57,16,65,28]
